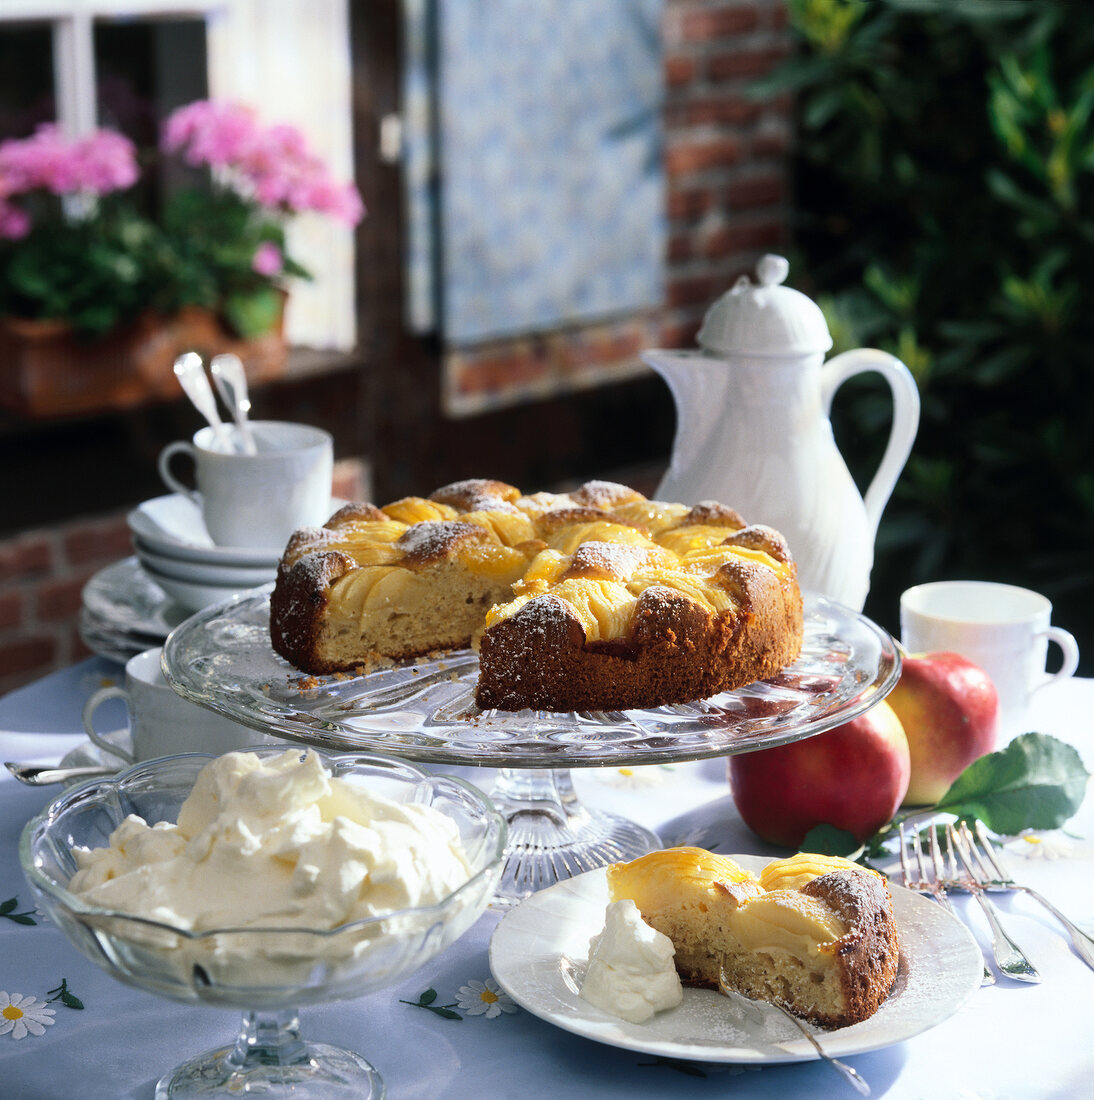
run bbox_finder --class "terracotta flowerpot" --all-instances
[0,299,287,420]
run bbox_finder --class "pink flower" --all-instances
[161,100,365,225]
[0,124,138,198]
[0,199,30,239]
[163,100,259,169]
[251,241,283,277]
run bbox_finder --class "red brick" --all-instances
[0,634,57,678]
[667,185,717,220]
[63,515,132,566]
[0,533,55,582]
[0,589,23,630]
[664,54,698,87]
[751,127,791,159]
[726,173,786,208]
[666,135,743,176]
[666,94,764,129]
[69,623,93,661]
[680,5,761,41]
[707,44,791,81]
[701,219,785,259]
[667,232,695,263]
[666,274,721,310]
[36,571,94,622]
[332,458,368,502]
[657,316,702,348]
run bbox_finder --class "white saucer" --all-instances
[140,562,271,612]
[127,494,285,568]
[133,536,278,586]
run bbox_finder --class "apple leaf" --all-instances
[800,824,861,858]
[932,733,1089,835]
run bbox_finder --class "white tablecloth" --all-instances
[1,658,1092,1099]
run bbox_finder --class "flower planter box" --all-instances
[0,304,287,420]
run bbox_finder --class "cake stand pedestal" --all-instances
[488,767,660,905]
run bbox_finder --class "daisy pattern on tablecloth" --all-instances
[1004,830,1073,861]
[0,992,56,1040]
[455,978,516,1018]
[595,765,671,789]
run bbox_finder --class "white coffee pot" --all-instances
[642,254,920,611]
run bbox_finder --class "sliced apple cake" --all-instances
[607,847,900,1028]
[269,478,804,712]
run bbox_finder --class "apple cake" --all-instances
[269,478,803,712]
[607,847,900,1028]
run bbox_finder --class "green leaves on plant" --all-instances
[223,286,284,341]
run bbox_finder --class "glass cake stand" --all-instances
[162,587,900,905]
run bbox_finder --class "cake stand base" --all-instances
[488,767,660,908]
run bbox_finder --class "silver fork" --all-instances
[967,820,1094,972]
[946,822,1041,983]
[718,964,869,1097]
[898,822,994,986]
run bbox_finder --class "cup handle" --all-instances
[1036,626,1080,691]
[82,686,136,764]
[157,441,201,505]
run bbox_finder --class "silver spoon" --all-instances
[210,353,257,454]
[5,761,117,786]
[173,352,234,451]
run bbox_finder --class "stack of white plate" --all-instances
[127,494,281,612]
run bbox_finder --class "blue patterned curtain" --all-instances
[403,0,665,345]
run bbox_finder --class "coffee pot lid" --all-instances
[696,254,833,357]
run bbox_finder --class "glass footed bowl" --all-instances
[20,747,507,1099]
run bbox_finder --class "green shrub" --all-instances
[760,0,1094,672]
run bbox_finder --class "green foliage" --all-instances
[0,195,167,337]
[0,182,307,342]
[156,187,308,339]
[762,0,1094,669]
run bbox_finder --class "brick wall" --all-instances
[445,0,792,414]
[0,458,368,696]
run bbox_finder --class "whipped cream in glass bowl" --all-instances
[20,746,507,1098]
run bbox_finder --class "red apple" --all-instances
[727,700,911,847]
[887,651,999,806]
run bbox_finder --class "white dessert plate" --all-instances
[140,562,267,613]
[133,536,278,587]
[489,858,983,1065]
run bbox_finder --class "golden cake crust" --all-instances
[269,479,804,711]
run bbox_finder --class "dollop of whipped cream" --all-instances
[579,899,683,1024]
[68,749,473,931]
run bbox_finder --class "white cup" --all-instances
[900,580,1080,736]
[158,420,333,549]
[82,647,284,763]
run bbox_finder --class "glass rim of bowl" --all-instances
[19,746,508,940]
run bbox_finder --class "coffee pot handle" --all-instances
[821,348,921,539]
